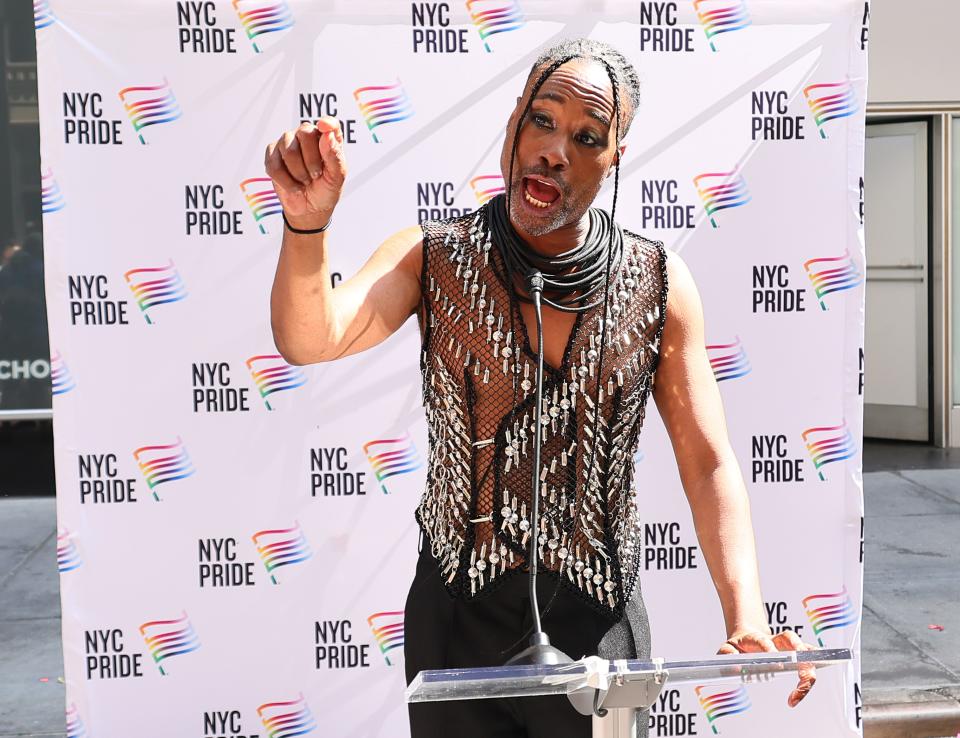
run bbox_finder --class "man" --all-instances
[266,38,815,738]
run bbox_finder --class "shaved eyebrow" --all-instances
[533,90,612,128]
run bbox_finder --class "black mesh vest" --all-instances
[415,203,668,619]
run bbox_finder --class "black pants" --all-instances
[404,547,651,738]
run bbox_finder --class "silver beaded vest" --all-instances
[415,205,668,619]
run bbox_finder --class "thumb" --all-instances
[717,642,739,655]
[318,128,347,186]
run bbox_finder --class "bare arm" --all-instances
[270,224,422,364]
[652,249,767,638]
[265,116,423,365]
[652,249,815,707]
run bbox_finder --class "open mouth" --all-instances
[522,176,561,210]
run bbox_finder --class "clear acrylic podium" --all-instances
[407,648,853,737]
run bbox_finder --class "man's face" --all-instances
[500,57,625,237]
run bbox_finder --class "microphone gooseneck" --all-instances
[505,269,572,666]
[526,269,545,639]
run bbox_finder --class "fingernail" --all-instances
[310,170,320,180]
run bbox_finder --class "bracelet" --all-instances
[282,211,332,234]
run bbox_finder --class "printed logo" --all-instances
[65,703,86,738]
[465,0,525,52]
[41,169,65,213]
[368,611,404,665]
[117,79,182,144]
[706,337,751,382]
[251,522,313,584]
[642,521,699,571]
[133,437,196,501]
[638,179,697,230]
[35,0,56,29]
[804,80,858,139]
[803,587,856,646]
[353,81,414,143]
[57,528,82,573]
[693,170,751,227]
[649,688,698,736]
[258,694,317,737]
[245,354,307,410]
[177,2,238,54]
[363,433,423,493]
[240,177,282,234]
[470,174,505,205]
[695,684,751,734]
[51,350,77,395]
[232,0,294,53]
[124,260,188,324]
[693,0,751,51]
[803,250,863,310]
[801,421,856,480]
[139,611,201,675]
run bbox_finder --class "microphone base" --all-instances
[506,633,574,666]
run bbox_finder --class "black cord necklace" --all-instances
[487,193,623,313]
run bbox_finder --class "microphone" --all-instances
[506,270,572,667]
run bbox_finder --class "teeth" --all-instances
[524,190,551,208]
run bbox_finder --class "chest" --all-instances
[515,300,579,372]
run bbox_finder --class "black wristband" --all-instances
[282,211,332,234]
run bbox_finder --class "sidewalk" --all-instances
[1,440,958,737]
[860,442,960,737]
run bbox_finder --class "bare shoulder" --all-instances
[662,248,704,335]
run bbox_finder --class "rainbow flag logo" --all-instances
[363,432,423,493]
[34,0,56,30]
[803,249,862,310]
[693,0,751,51]
[368,611,404,665]
[353,81,414,143]
[124,259,188,324]
[133,437,196,501]
[41,169,65,213]
[470,174,505,205]
[801,421,856,481]
[57,528,82,573]
[695,684,751,734]
[124,260,187,324]
[804,80,858,139]
[240,177,283,234]
[258,694,317,737]
[65,703,86,738]
[706,337,751,382]
[117,78,181,144]
[245,354,307,410]
[50,350,76,396]
[693,169,751,227]
[232,0,294,53]
[139,611,200,675]
[803,587,856,646]
[465,0,525,52]
[251,522,313,584]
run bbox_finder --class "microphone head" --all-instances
[526,269,544,293]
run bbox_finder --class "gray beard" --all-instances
[508,188,576,237]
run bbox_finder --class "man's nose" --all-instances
[539,135,570,170]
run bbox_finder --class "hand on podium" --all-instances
[717,628,816,708]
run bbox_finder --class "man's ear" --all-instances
[606,144,628,178]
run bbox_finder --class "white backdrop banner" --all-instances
[38,0,868,735]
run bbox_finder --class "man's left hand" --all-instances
[717,629,816,707]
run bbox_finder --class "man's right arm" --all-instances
[265,117,423,365]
